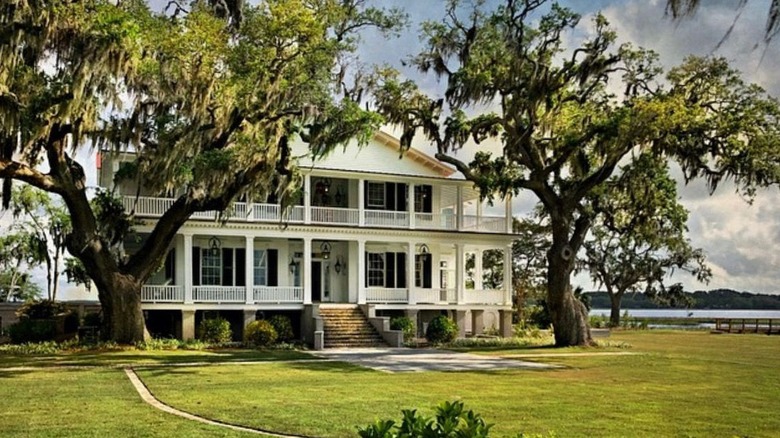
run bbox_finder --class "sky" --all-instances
[354,0,780,295]
[7,0,779,299]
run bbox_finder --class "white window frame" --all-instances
[201,249,221,286]
[254,249,268,286]
[367,252,385,287]
[367,182,385,208]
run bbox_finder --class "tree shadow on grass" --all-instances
[0,369,34,379]
[284,359,379,374]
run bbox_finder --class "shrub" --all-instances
[82,312,102,327]
[135,338,182,351]
[268,315,295,342]
[390,316,415,341]
[357,400,492,438]
[63,312,80,334]
[244,320,278,347]
[425,316,459,345]
[9,319,57,344]
[197,317,232,344]
[16,300,67,319]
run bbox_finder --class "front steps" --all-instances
[319,305,387,348]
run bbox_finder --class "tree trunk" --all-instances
[609,292,623,327]
[95,273,148,344]
[547,231,593,347]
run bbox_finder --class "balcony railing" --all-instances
[253,286,303,303]
[365,288,409,303]
[141,285,184,303]
[123,196,510,233]
[192,286,245,303]
[410,288,457,304]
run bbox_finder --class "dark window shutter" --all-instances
[397,184,407,212]
[268,249,278,286]
[364,181,370,209]
[396,252,406,288]
[385,182,395,211]
[235,248,246,287]
[423,255,432,288]
[364,251,368,287]
[222,248,233,286]
[164,249,176,283]
[192,247,201,286]
[385,252,395,288]
[423,185,433,213]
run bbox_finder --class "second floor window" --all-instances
[367,182,385,208]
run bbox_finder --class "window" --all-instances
[414,185,433,213]
[201,249,221,285]
[367,182,385,208]
[367,253,385,287]
[254,250,267,286]
[415,255,423,287]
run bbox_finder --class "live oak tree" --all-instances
[371,0,780,346]
[0,0,403,342]
[583,153,711,327]
[0,231,43,302]
[666,0,780,45]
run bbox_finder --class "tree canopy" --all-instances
[0,0,404,342]
[370,0,780,346]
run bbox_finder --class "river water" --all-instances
[589,309,780,319]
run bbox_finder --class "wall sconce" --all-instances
[418,243,430,255]
[320,241,332,259]
[209,236,221,256]
[289,258,298,274]
[334,256,346,275]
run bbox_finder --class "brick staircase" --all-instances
[319,305,387,348]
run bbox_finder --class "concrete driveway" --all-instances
[311,348,558,372]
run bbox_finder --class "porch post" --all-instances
[303,237,312,304]
[505,193,513,233]
[357,239,366,304]
[455,243,465,304]
[358,178,365,226]
[503,244,513,305]
[304,174,311,224]
[407,241,416,305]
[245,236,254,304]
[456,185,463,231]
[408,182,415,229]
[474,249,483,291]
[183,233,193,304]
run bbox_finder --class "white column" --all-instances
[357,239,366,304]
[455,243,465,304]
[408,182,415,229]
[474,249,483,291]
[304,174,312,224]
[183,233,193,304]
[407,241,416,305]
[505,193,513,233]
[456,185,464,231]
[503,244,513,305]
[358,178,365,226]
[245,236,254,304]
[303,238,312,304]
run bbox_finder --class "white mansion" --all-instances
[100,131,516,348]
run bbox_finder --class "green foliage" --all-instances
[17,300,67,319]
[197,317,232,344]
[82,312,102,327]
[134,338,183,351]
[357,400,492,438]
[9,319,57,344]
[64,257,92,290]
[244,320,278,347]
[425,316,459,345]
[268,315,294,343]
[390,316,415,342]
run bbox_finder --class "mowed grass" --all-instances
[136,331,780,437]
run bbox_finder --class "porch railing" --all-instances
[253,286,304,303]
[141,285,184,303]
[410,288,457,304]
[311,206,359,225]
[364,210,409,228]
[365,288,408,303]
[192,286,245,303]
[122,196,510,233]
[464,289,506,305]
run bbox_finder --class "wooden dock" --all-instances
[712,318,780,335]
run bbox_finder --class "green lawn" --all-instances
[1,331,779,437]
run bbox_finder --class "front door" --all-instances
[312,261,322,302]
